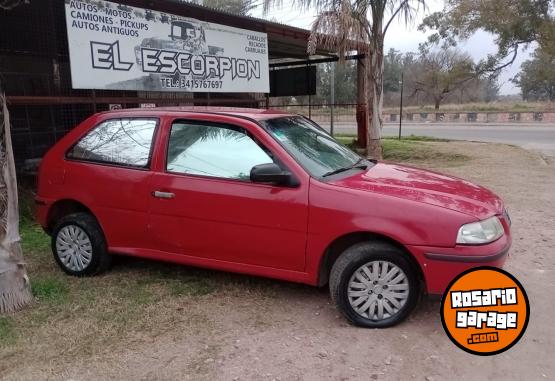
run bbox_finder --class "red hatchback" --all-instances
[36,107,511,327]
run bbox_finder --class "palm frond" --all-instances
[307,0,370,58]
[384,0,428,34]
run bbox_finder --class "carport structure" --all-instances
[0,0,368,165]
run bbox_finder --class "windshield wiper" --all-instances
[322,158,368,178]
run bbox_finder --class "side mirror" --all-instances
[250,163,297,187]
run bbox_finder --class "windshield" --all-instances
[262,116,363,178]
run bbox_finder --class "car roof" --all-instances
[97,106,295,121]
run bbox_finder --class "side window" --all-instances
[166,122,273,180]
[67,118,157,168]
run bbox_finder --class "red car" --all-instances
[36,107,511,327]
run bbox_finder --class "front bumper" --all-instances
[407,233,511,295]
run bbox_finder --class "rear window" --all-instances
[67,118,157,168]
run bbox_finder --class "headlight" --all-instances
[456,216,504,245]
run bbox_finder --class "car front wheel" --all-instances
[329,242,419,328]
[51,212,111,276]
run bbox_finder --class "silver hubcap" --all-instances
[348,260,410,321]
[56,225,93,271]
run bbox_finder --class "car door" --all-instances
[148,116,309,271]
[63,116,158,251]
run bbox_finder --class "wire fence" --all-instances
[0,0,360,167]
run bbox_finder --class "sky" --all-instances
[251,0,532,95]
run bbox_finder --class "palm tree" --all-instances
[0,93,32,313]
[0,0,33,314]
[264,0,427,158]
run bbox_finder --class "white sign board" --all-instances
[64,0,269,92]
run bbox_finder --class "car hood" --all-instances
[328,162,503,220]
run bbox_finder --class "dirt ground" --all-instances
[2,141,555,381]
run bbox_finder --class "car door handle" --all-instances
[152,191,175,199]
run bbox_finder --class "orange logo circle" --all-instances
[441,267,529,356]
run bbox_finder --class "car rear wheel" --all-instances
[330,242,419,328]
[51,212,111,276]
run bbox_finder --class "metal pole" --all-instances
[307,62,312,119]
[91,89,97,113]
[399,72,404,140]
[330,62,335,136]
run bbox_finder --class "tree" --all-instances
[513,48,555,101]
[420,0,555,73]
[479,77,500,103]
[382,49,499,107]
[0,0,32,315]
[264,0,428,159]
[408,48,476,109]
[319,61,357,104]
[383,49,404,93]
[203,0,258,15]
[0,94,33,313]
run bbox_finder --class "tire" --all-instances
[329,241,419,328]
[51,212,111,276]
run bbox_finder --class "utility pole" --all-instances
[330,63,335,136]
[399,72,404,140]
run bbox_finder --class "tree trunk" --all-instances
[0,93,32,313]
[366,32,384,160]
[434,98,441,110]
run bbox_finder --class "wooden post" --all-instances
[356,56,368,149]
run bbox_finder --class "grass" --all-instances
[20,219,50,254]
[385,135,452,142]
[335,134,467,164]
[30,277,69,303]
[336,134,451,143]
[0,317,16,345]
[382,139,467,163]
[1,208,224,357]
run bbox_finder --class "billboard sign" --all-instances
[64,0,270,92]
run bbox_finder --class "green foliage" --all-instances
[382,49,499,108]
[409,48,476,109]
[384,49,404,93]
[513,48,555,101]
[318,62,357,104]
[420,0,555,72]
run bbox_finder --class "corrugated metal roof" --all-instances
[167,0,313,34]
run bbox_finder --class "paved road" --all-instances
[322,122,555,157]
